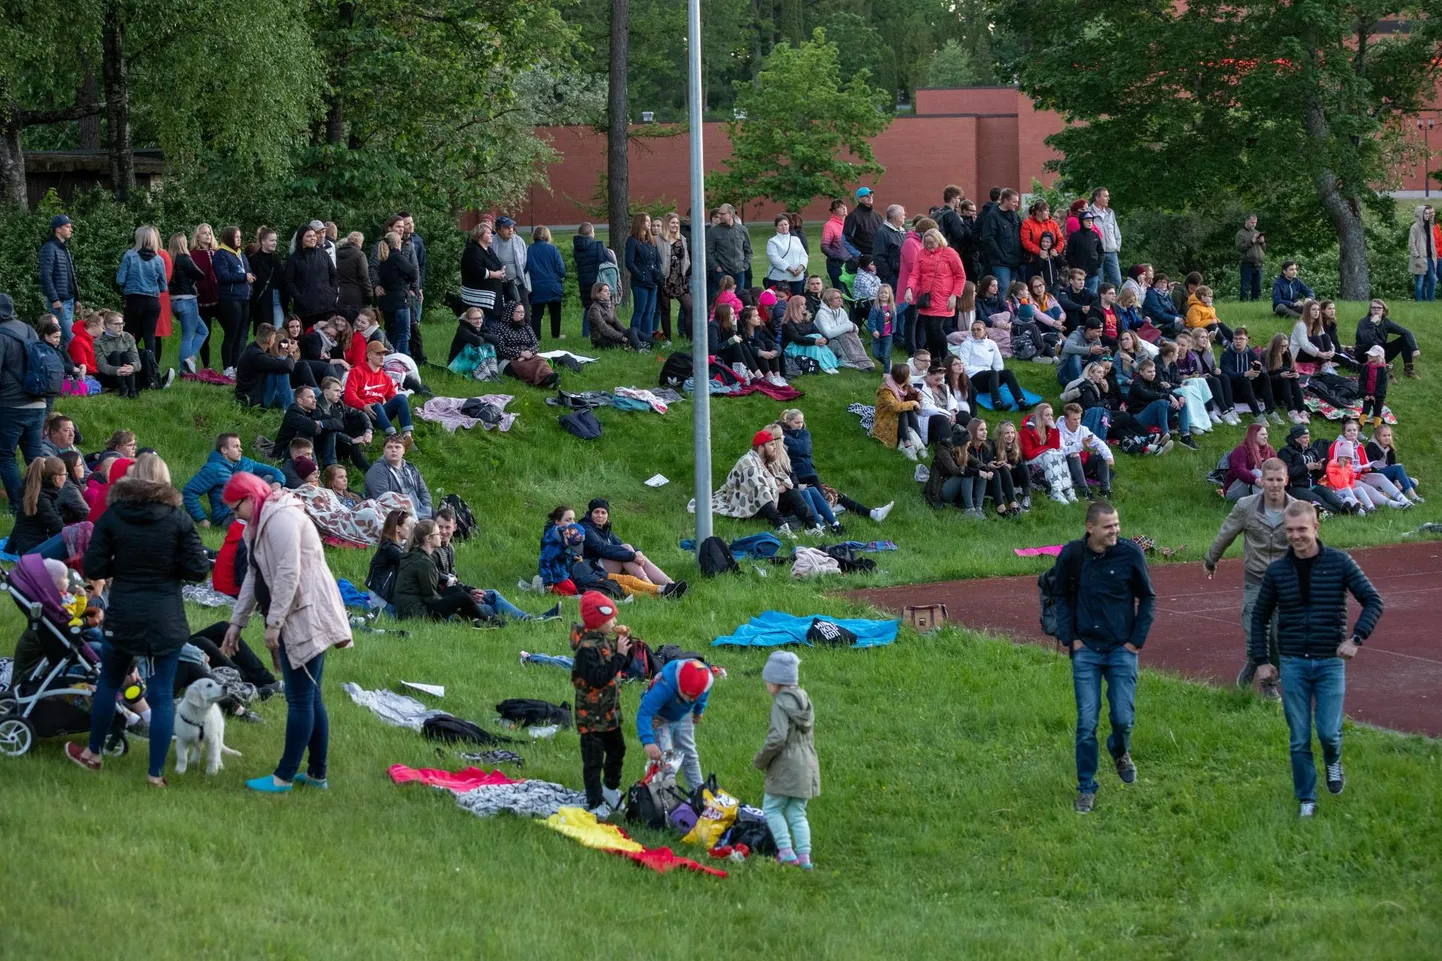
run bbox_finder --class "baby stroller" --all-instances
[0,555,128,759]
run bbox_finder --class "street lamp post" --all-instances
[686,0,713,549]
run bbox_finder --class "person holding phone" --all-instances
[1220,327,1281,425]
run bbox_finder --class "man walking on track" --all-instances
[1052,501,1156,814]
[1250,502,1382,817]
[1203,458,1296,700]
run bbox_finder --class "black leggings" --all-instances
[1005,462,1031,495]
[289,359,330,390]
[218,299,251,371]
[797,473,871,515]
[923,315,949,360]
[1204,373,1234,412]
[422,592,486,621]
[753,351,781,374]
[1227,373,1275,413]
[970,369,1026,409]
[752,491,820,529]
[989,466,1018,505]
[535,300,563,339]
[187,622,278,688]
[896,409,922,447]
[198,303,218,368]
[1269,372,1305,412]
[124,294,161,361]
[717,340,760,371]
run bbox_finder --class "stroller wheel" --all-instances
[0,717,34,757]
[102,731,129,758]
[0,697,16,718]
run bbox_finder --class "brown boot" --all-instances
[1406,364,1419,379]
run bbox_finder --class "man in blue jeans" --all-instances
[1052,501,1156,813]
[0,292,47,513]
[1250,502,1382,817]
[38,215,78,345]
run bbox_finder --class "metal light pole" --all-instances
[686,0,714,547]
[1420,118,1435,198]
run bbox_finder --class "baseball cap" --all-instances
[855,187,872,198]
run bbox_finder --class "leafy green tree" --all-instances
[922,39,990,87]
[710,27,890,212]
[997,0,1442,298]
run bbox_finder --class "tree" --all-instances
[710,27,890,212]
[922,39,991,87]
[608,0,630,290]
[996,0,1442,298]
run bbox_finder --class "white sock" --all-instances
[141,708,152,724]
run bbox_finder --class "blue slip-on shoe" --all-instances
[293,773,330,790]
[246,775,292,794]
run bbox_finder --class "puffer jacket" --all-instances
[538,522,575,586]
[82,477,211,657]
[572,235,609,294]
[910,245,966,318]
[212,246,252,302]
[780,426,817,480]
[39,237,77,304]
[1249,542,1382,664]
[392,548,441,620]
[335,240,372,309]
[752,687,820,799]
[1203,491,1299,583]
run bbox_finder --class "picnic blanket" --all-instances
[416,395,518,432]
[712,610,899,649]
[973,387,1043,411]
[543,807,728,878]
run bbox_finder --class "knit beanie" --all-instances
[588,497,610,513]
[759,289,778,308]
[762,651,800,686]
[293,456,317,480]
[676,660,713,700]
[579,591,617,631]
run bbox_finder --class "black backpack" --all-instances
[558,409,603,440]
[659,351,693,388]
[723,808,778,855]
[697,536,738,577]
[422,713,519,745]
[821,544,876,573]
[652,644,707,671]
[495,698,572,729]
[625,763,690,830]
[1038,543,1082,643]
[440,494,477,540]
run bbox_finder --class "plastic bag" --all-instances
[681,777,739,848]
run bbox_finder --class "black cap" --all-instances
[1288,424,1310,441]
[1084,316,1104,330]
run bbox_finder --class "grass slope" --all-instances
[1,236,1440,960]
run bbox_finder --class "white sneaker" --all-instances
[1065,489,1080,504]
[223,367,236,379]
[162,368,177,388]
[588,803,613,820]
[900,444,919,462]
[822,367,838,375]
[1224,411,1242,425]
[1209,410,1223,424]
[777,523,797,540]
[1050,491,1069,504]
[602,785,622,808]
[182,358,197,375]
[804,525,826,537]
[870,501,895,522]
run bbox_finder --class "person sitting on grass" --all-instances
[322,464,360,508]
[1278,424,1346,515]
[779,409,893,522]
[711,429,804,536]
[365,508,411,610]
[393,519,500,627]
[562,522,685,599]
[92,310,147,398]
[344,339,415,444]
[956,319,1028,411]
[274,386,347,472]
[1020,402,1079,504]
[994,420,1032,511]
[1224,424,1277,502]
[432,507,560,623]
[1323,439,1378,514]
[182,433,284,528]
[1271,259,1314,320]
[447,306,501,380]
[83,455,132,522]
[1333,418,1411,510]
[764,419,845,536]
[579,498,681,592]
[8,457,92,560]
[38,413,80,460]
[56,450,90,523]
[741,305,786,386]
[234,322,298,409]
[871,363,926,462]
[537,504,580,595]
[364,434,431,519]
[1221,327,1282,425]
[279,437,316,489]
[1363,424,1423,505]
[1129,356,1197,451]
[317,376,372,472]
[780,295,841,375]
[813,287,875,371]
[709,304,765,381]
[586,282,643,350]
[1059,402,1115,500]
[1354,298,1420,380]
[494,299,558,388]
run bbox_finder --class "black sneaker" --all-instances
[1325,761,1344,795]
[234,708,265,724]
[1075,792,1096,814]
[1178,434,1199,451]
[1099,487,1112,498]
[538,603,563,622]
[661,580,689,599]
[1115,752,1137,784]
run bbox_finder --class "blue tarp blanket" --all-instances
[972,387,1043,411]
[0,538,16,564]
[337,578,370,610]
[712,611,898,649]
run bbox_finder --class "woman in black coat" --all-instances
[69,456,211,785]
[283,225,339,326]
[8,457,69,556]
[460,222,506,318]
[376,231,420,358]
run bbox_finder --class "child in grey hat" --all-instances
[753,650,820,869]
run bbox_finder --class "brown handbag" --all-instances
[506,354,554,386]
[902,603,948,632]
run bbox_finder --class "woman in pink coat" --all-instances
[222,472,351,793]
[905,228,967,361]
[896,217,931,355]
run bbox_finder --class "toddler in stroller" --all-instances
[0,555,129,759]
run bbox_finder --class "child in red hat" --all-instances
[571,591,635,816]
[636,654,713,790]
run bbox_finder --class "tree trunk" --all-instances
[102,0,134,201]
[77,69,101,149]
[1301,94,1370,299]
[0,115,27,207]
[324,1,354,146]
[607,0,630,302]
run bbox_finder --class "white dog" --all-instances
[173,677,242,775]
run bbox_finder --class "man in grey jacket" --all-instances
[705,204,751,306]
[1087,187,1122,288]
[364,434,432,519]
[1204,458,1296,699]
[1235,214,1266,302]
[0,293,46,512]
[492,216,532,334]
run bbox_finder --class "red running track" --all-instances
[849,541,1442,737]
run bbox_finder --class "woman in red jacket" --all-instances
[1019,403,1077,504]
[344,340,414,440]
[1020,200,1065,283]
[904,229,967,361]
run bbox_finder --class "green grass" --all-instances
[2,236,1441,960]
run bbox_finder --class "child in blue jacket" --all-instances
[636,657,713,789]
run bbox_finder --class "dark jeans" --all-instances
[1289,484,1346,514]
[368,396,413,433]
[384,306,411,358]
[970,369,1026,409]
[275,639,328,783]
[580,728,626,808]
[1270,372,1305,412]
[188,622,278,688]
[535,300,563,339]
[423,592,486,620]
[1279,656,1344,802]
[1072,644,1138,794]
[1,405,45,511]
[124,294,162,360]
[217,299,250,371]
[1239,263,1262,301]
[89,646,180,778]
[1228,373,1275,414]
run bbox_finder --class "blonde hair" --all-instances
[133,225,159,252]
[378,231,401,262]
[1117,287,1138,308]
[168,232,190,259]
[128,452,171,486]
[532,225,552,243]
[190,223,216,251]
[346,230,364,247]
[923,228,947,247]
[876,283,895,306]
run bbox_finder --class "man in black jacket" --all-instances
[0,292,46,512]
[1251,502,1382,817]
[573,223,609,315]
[1278,425,1346,514]
[873,204,907,293]
[843,187,883,257]
[1052,501,1156,813]
[38,215,78,344]
[981,188,1023,291]
[274,386,346,469]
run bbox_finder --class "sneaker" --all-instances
[257,681,283,701]
[777,523,797,540]
[1021,495,1031,511]
[471,618,502,630]
[293,773,330,790]
[1099,487,1112,498]
[162,368,177,389]
[64,741,101,771]
[1031,355,1055,364]
[517,578,534,593]
[661,580,689,599]
[965,507,985,520]
[829,523,846,536]
[1075,792,1096,814]
[1065,489,1079,504]
[602,785,622,808]
[1225,411,1242,426]
[1413,495,1426,504]
[246,775,292,794]
[588,803,613,820]
[223,366,237,379]
[870,501,895,522]
[776,849,800,866]
[1325,761,1344,795]
[1299,801,1317,817]
[1209,410,1223,424]
[1050,491,1070,505]
[234,708,265,724]
[1115,752,1137,784]
[1236,661,1257,688]
[804,525,826,537]
[538,603,563,621]
[1153,440,1174,456]
[796,852,814,870]
[1268,410,1285,425]
[900,444,919,463]
[182,358,197,375]
[1179,434,1199,451]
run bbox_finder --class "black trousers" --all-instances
[198,303,218,368]
[1204,373,1234,412]
[423,592,485,621]
[923,315,949,361]
[1270,372,1305,412]
[217,299,250,371]
[189,622,278,688]
[797,473,871,515]
[1227,373,1275,413]
[717,340,760,371]
[124,294,162,360]
[289,359,330,390]
[580,728,626,808]
[970,369,1026,409]
[1289,484,1346,513]
[535,300,563,339]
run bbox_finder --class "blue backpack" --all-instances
[730,532,782,560]
[24,341,65,397]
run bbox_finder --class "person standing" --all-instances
[526,225,567,340]
[1051,501,1156,813]
[656,213,690,341]
[1236,214,1266,302]
[624,214,661,341]
[115,225,168,361]
[222,472,351,793]
[981,188,1023,291]
[38,214,78,345]
[285,224,339,328]
[400,212,427,358]
[1408,204,1436,302]
[191,223,221,372]
[1087,187,1123,288]
[570,591,633,817]
[765,214,809,296]
[0,293,46,513]
[213,226,255,372]
[873,204,907,299]
[1250,502,1382,816]
[492,216,531,334]
[705,204,752,306]
[1203,458,1296,699]
[819,199,850,290]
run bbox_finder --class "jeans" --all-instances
[275,639,329,783]
[1241,578,1279,668]
[1068,452,1111,492]
[370,395,413,433]
[263,372,294,409]
[1,405,45,511]
[763,794,811,855]
[271,289,285,327]
[1102,251,1122,288]
[386,306,412,358]
[1134,398,1186,435]
[872,334,893,363]
[1376,463,1414,493]
[1072,644,1138,794]
[25,530,73,560]
[992,265,1014,293]
[1240,263,1262,301]
[1414,261,1436,302]
[476,590,532,621]
[1058,353,1084,386]
[1085,271,1100,295]
[174,298,206,365]
[1279,656,1345,802]
[798,486,837,526]
[54,298,75,346]
[629,285,657,340]
[89,646,180,778]
[651,713,702,789]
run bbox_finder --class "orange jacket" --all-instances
[1185,294,1217,330]
[1324,459,1358,490]
[1021,217,1066,258]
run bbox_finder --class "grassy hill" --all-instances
[1,235,1439,960]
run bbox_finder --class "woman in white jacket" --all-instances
[766,216,809,294]
[813,288,875,371]
[955,318,1027,411]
